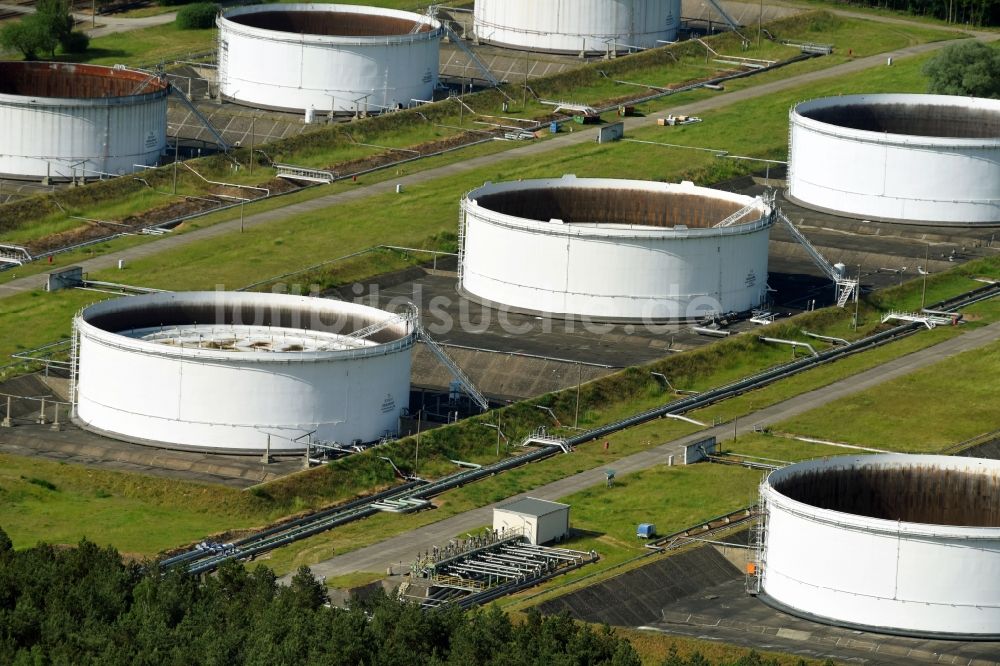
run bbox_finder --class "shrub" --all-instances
[176,2,218,29]
[59,30,89,53]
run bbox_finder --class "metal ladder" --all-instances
[456,199,467,286]
[418,324,489,411]
[68,317,81,418]
[745,486,766,595]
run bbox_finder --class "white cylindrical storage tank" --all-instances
[760,454,1000,638]
[0,62,168,181]
[473,0,680,54]
[459,176,773,322]
[73,292,416,453]
[788,94,1000,225]
[217,3,442,114]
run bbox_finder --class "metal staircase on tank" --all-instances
[168,85,231,151]
[775,208,858,308]
[713,200,760,228]
[418,324,490,412]
[345,306,418,344]
[835,280,856,308]
[703,0,751,41]
[428,6,501,87]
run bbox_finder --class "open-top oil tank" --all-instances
[459,176,772,322]
[788,94,1000,225]
[217,3,442,114]
[0,62,168,181]
[760,454,1000,638]
[473,0,681,55]
[72,291,417,453]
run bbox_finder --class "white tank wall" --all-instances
[0,78,167,180]
[788,94,1000,224]
[218,4,442,113]
[74,292,415,453]
[474,0,680,53]
[460,177,771,321]
[761,454,1000,637]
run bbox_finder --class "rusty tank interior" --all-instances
[0,62,168,99]
[229,10,433,36]
[474,188,752,229]
[773,464,1000,528]
[802,101,1000,139]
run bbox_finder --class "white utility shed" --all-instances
[493,497,570,545]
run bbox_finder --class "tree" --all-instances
[0,0,73,59]
[175,2,219,29]
[0,19,53,60]
[923,41,1000,98]
[34,0,74,46]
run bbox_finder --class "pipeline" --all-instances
[163,282,1000,575]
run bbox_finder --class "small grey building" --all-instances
[493,497,570,545]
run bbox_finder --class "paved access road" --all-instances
[1,26,988,299]
[294,320,1000,580]
[0,3,176,39]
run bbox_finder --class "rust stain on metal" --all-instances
[803,103,1000,140]
[476,188,748,229]
[231,10,432,36]
[0,62,168,99]
[775,465,1000,527]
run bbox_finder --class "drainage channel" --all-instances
[162,282,999,576]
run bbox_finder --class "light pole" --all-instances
[921,245,929,308]
[249,115,254,176]
[495,413,501,457]
[853,264,861,331]
[481,419,507,458]
[172,139,179,194]
[415,410,422,474]
[574,362,581,429]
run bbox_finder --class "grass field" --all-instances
[777,338,1000,451]
[0,454,275,554]
[0,7,995,567]
[1,256,995,561]
[0,10,963,250]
